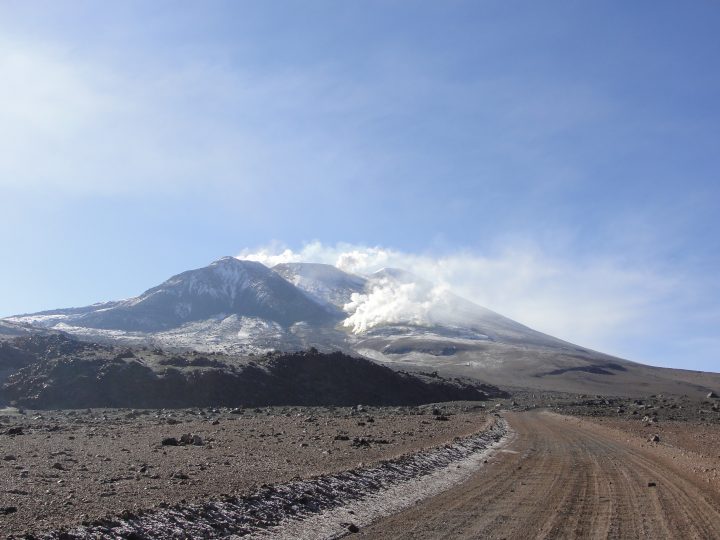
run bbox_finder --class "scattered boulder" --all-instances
[179,434,193,445]
[161,437,179,446]
[707,391,718,399]
[352,437,371,448]
[649,434,660,443]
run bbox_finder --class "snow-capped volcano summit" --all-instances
[21,257,340,333]
[5,257,568,346]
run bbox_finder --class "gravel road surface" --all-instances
[358,411,720,539]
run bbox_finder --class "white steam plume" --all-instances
[342,278,454,333]
[236,241,684,362]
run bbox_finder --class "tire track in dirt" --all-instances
[357,411,720,539]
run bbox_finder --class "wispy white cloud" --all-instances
[0,38,380,196]
[0,31,613,202]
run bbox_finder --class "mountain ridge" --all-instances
[4,256,720,398]
[24,258,341,333]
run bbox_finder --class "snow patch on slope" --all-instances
[272,263,366,308]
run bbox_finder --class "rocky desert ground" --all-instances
[1,391,719,538]
[0,402,497,538]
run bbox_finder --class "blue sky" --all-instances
[1,1,718,370]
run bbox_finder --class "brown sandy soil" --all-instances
[583,416,720,491]
[0,403,488,537]
[358,410,720,539]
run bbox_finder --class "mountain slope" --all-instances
[344,266,575,348]
[18,258,342,333]
[273,262,367,308]
[0,335,507,408]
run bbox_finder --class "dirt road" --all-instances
[358,411,720,539]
